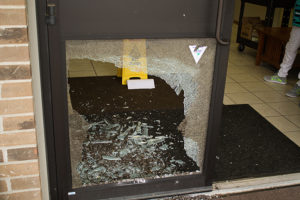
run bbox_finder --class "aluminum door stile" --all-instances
[35,0,61,199]
[203,0,235,186]
[35,0,72,199]
[35,0,235,199]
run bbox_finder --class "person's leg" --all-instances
[264,26,300,84]
[286,72,300,97]
[298,72,300,86]
[278,26,300,77]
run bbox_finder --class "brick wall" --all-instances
[0,0,42,199]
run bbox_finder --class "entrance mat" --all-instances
[68,76,199,185]
[214,104,300,181]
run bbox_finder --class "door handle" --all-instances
[216,0,229,45]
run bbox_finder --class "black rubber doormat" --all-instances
[214,104,300,182]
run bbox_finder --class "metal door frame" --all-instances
[35,0,234,199]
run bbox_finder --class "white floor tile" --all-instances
[223,95,235,105]
[268,102,300,115]
[226,92,263,104]
[226,65,250,74]
[253,91,290,103]
[264,82,293,92]
[224,83,248,94]
[239,82,274,92]
[68,59,93,71]
[69,71,96,78]
[225,77,236,83]
[288,96,300,104]
[250,104,281,117]
[266,116,300,132]
[228,74,260,83]
[285,115,300,128]
[282,130,300,147]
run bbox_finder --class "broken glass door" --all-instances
[41,0,234,198]
[66,38,216,188]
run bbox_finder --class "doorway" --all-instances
[36,0,234,199]
[214,1,300,183]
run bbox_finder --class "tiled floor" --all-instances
[224,24,300,146]
[68,59,117,78]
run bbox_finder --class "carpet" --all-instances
[214,104,300,181]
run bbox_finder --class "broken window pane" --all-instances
[66,39,216,188]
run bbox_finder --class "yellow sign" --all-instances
[121,39,148,85]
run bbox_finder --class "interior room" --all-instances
[214,0,300,182]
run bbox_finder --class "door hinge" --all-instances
[46,4,56,25]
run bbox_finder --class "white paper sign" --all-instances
[189,45,207,64]
[127,79,155,90]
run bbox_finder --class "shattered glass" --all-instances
[66,39,216,188]
[77,114,199,185]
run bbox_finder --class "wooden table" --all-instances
[256,27,291,68]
